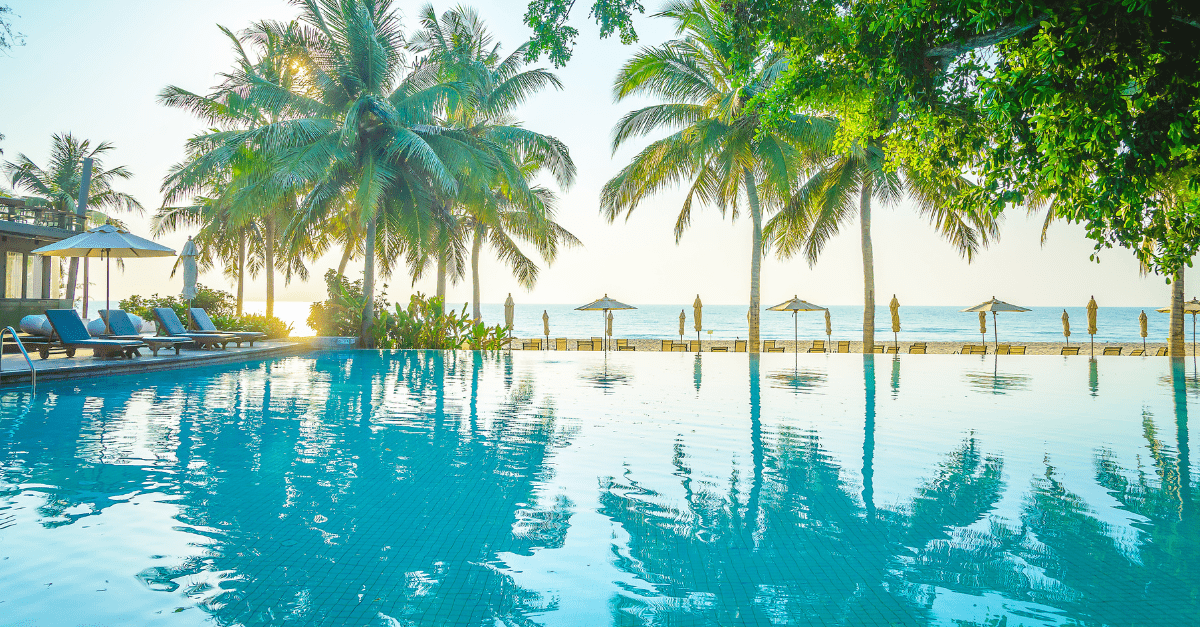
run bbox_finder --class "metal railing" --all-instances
[0,326,36,389]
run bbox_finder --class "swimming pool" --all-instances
[1,351,1196,626]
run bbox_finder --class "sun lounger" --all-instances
[908,342,927,354]
[763,340,776,352]
[836,341,850,353]
[733,340,747,352]
[1130,348,1145,356]
[808,340,826,353]
[1102,346,1123,356]
[995,344,1011,355]
[671,344,686,352]
[616,339,629,349]
[577,340,592,351]
[618,345,636,351]
[1009,346,1026,355]
[1155,347,1168,356]
[872,345,885,353]
[188,308,264,347]
[523,339,542,350]
[99,310,190,356]
[885,345,899,354]
[555,338,567,350]
[661,340,674,351]
[710,346,728,352]
[766,347,785,352]
[689,340,700,351]
[41,309,144,360]
[1061,346,1080,355]
[152,308,234,349]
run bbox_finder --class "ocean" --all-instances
[84,300,1182,343]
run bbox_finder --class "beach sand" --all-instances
[512,338,1185,356]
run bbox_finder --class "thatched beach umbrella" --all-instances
[824,309,832,350]
[963,297,1031,348]
[179,235,199,304]
[606,311,614,345]
[889,295,901,350]
[542,309,549,348]
[32,224,176,334]
[679,310,686,342]
[768,296,827,354]
[1062,310,1071,347]
[576,294,635,354]
[504,293,515,328]
[693,295,703,345]
[1086,296,1098,355]
[1139,309,1148,351]
[978,311,987,346]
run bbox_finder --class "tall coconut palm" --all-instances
[3,133,143,302]
[764,141,1000,351]
[410,5,578,322]
[601,0,831,353]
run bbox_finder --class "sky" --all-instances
[0,0,1180,309]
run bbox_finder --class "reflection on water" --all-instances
[963,357,1032,395]
[0,352,1196,626]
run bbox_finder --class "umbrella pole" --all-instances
[82,258,89,318]
[105,251,111,335]
[993,312,998,350]
[794,312,798,354]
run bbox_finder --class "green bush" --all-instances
[121,284,290,339]
[369,293,511,350]
[308,270,389,337]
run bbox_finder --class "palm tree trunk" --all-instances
[336,241,353,277]
[1170,267,1185,357]
[65,258,79,303]
[744,168,763,354]
[360,215,378,347]
[471,224,484,323]
[436,254,447,302]
[264,217,275,319]
[860,178,875,352]
[236,230,246,316]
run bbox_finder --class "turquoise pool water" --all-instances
[0,351,1197,626]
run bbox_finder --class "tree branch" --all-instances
[925,13,1049,60]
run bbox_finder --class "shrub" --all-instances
[122,285,289,338]
[369,293,511,350]
[211,313,293,339]
[308,270,388,337]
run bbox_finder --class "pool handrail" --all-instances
[0,326,36,389]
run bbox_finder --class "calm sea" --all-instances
[85,300,1181,343]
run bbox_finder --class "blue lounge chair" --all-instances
[188,308,265,347]
[152,308,233,349]
[99,310,191,356]
[41,309,144,360]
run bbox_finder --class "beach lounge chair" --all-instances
[1102,346,1123,356]
[689,340,701,352]
[152,308,234,349]
[618,345,636,351]
[661,340,674,351]
[767,347,785,353]
[908,342,927,354]
[836,341,850,353]
[555,338,567,350]
[1130,348,1145,356]
[577,340,593,351]
[523,338,542,350]
[1061,346,1080,355]
[995,344,1011,355]
[1009,346,1026,355]
[885,345,899,354]
[958,344,974,354]
[671,344,686,352]
[733,340,747,352]
[616,338,629,349]
[99,310,190,356]
[808,340,826,353]
[763,340,776,352]
[971,346,987,354]
[41,309,144,360]
[1155,347,1168,356]
[872,345,885,353]
[188,308,265,347]
[710,346,728,352]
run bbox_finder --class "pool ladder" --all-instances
[0,326,36,389]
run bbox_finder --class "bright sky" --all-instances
[0,0,1179,308]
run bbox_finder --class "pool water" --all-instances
[1,351,1197,626]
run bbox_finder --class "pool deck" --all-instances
[0,340,309,387]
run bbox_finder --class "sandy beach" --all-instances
[512,338,1186,355]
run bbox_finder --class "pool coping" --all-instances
[0,340,312,388]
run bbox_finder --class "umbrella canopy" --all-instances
[542,310,549,337]
[32,224,176,258]
[1062,310,1071,340]
[180,236,199,302]
[693,295,703,333]
[679,310,686,338]
[504,293,515,328]
[768,296,826,354]
[1086,296,1098,336]
[964,297,1029,347]
[576,295,635,311]
[32,224,176,334]
[889,295,900,334]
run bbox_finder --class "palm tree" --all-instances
[410,5,578,322]
[3,132,143,303]
[601,0,830,353]
[764,141,999,351]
